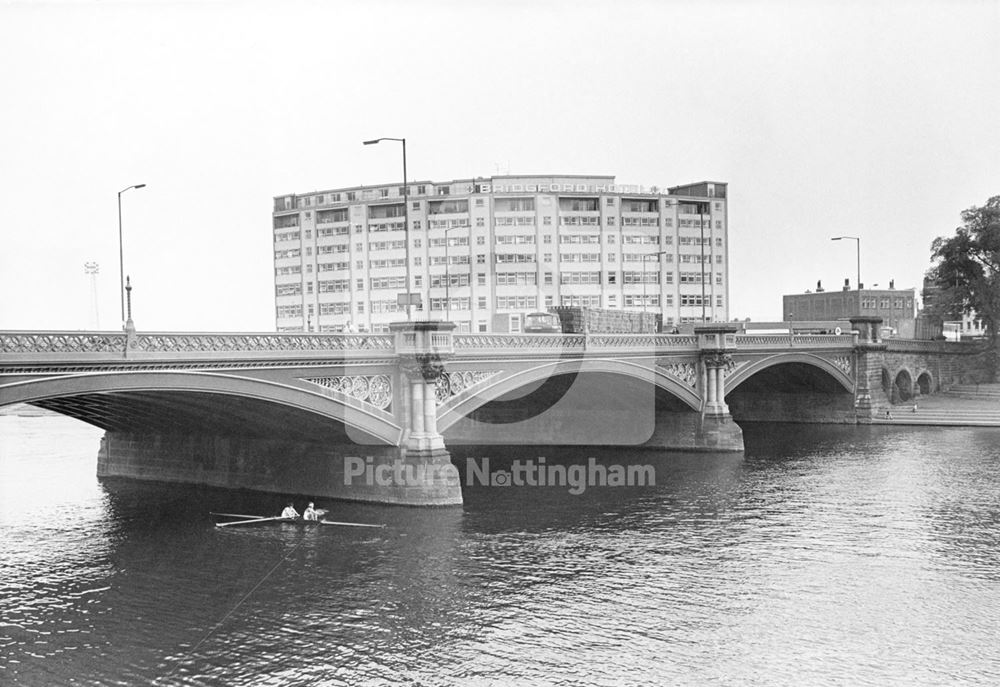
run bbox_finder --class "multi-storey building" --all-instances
[783,280,917,333]
[272,175,729,333]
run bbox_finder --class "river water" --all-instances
[2,414,1000,686]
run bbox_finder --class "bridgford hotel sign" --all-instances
[478,183,665,194]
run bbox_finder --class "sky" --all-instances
[0,0,997,332]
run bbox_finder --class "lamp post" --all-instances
[831,235,861,313]
[363,137,412,321]
[118,184,146,329]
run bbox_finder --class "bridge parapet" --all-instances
[0,330,396,364]
[452,333,699,357]
[885,338,984,354]
[734,333,856,349]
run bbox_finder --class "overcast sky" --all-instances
[0,0,996,331]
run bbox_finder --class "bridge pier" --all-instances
[390,322,462,505]
[850,316,889,423]
[693,325,743,451]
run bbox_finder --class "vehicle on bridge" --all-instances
[523,312,562,333]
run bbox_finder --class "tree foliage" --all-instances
[927,196,1000,340]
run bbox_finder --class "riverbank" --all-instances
[872,384,1000,426]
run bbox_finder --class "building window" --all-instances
[497,272,538,286]
[477,273,486,286]
[607,217,616,225]
[413,220,421,230]
[416,185,426,195]
[543,216,552,225]
[356,302,365,313]
[561,295,602,308]
[477,254,486,264]
[414,239,422,248]
[543,253,552,263]
[414,257,422,266]
[606,197,615,206]
[380,189,389,198]
[496,295,538,310]
[475,198,484,207]
[477,236,485,245]
[476,217,485,227]
[478,296,487,310]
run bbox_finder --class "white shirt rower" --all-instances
[303,502,318,521]
[280,503,299,519]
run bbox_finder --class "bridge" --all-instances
[1,318,991,505]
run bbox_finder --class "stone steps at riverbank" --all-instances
[944,383,1000,400]
[872,390,1000,426]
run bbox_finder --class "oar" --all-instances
[210,512,266,519]
[320,520,386,529]
[216,516,292,528]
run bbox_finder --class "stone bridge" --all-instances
[0,318,991,505]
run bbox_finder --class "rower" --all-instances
[303,502,319,521]
[280,502,299,519]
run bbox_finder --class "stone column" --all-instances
[410,378,425,436]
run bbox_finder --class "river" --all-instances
[2,414,1000,686]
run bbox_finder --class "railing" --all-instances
[134,333,395,353]
[885,338,986,354]
[1,329,873,362]
[1,331,127,354]
[733,334,856,349]
[0,330,396,362]
[452,333,699,355]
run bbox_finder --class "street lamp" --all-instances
[831,236,861,313]
[363,137,412,321]
[118,183,146,329]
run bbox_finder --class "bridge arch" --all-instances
[724,352,855,395]
[1,370,400,445]
[893,368,914,402]
[438,357,701,432]
[916,370,933,395]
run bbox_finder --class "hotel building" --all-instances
[272,175,729,333]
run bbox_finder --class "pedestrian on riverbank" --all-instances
[886,409,893,420]
[912,402,918,413]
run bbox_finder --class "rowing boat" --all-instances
[212,511,383,529]
[212,510,329,528]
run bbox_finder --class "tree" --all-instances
[927,196,1000,342]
